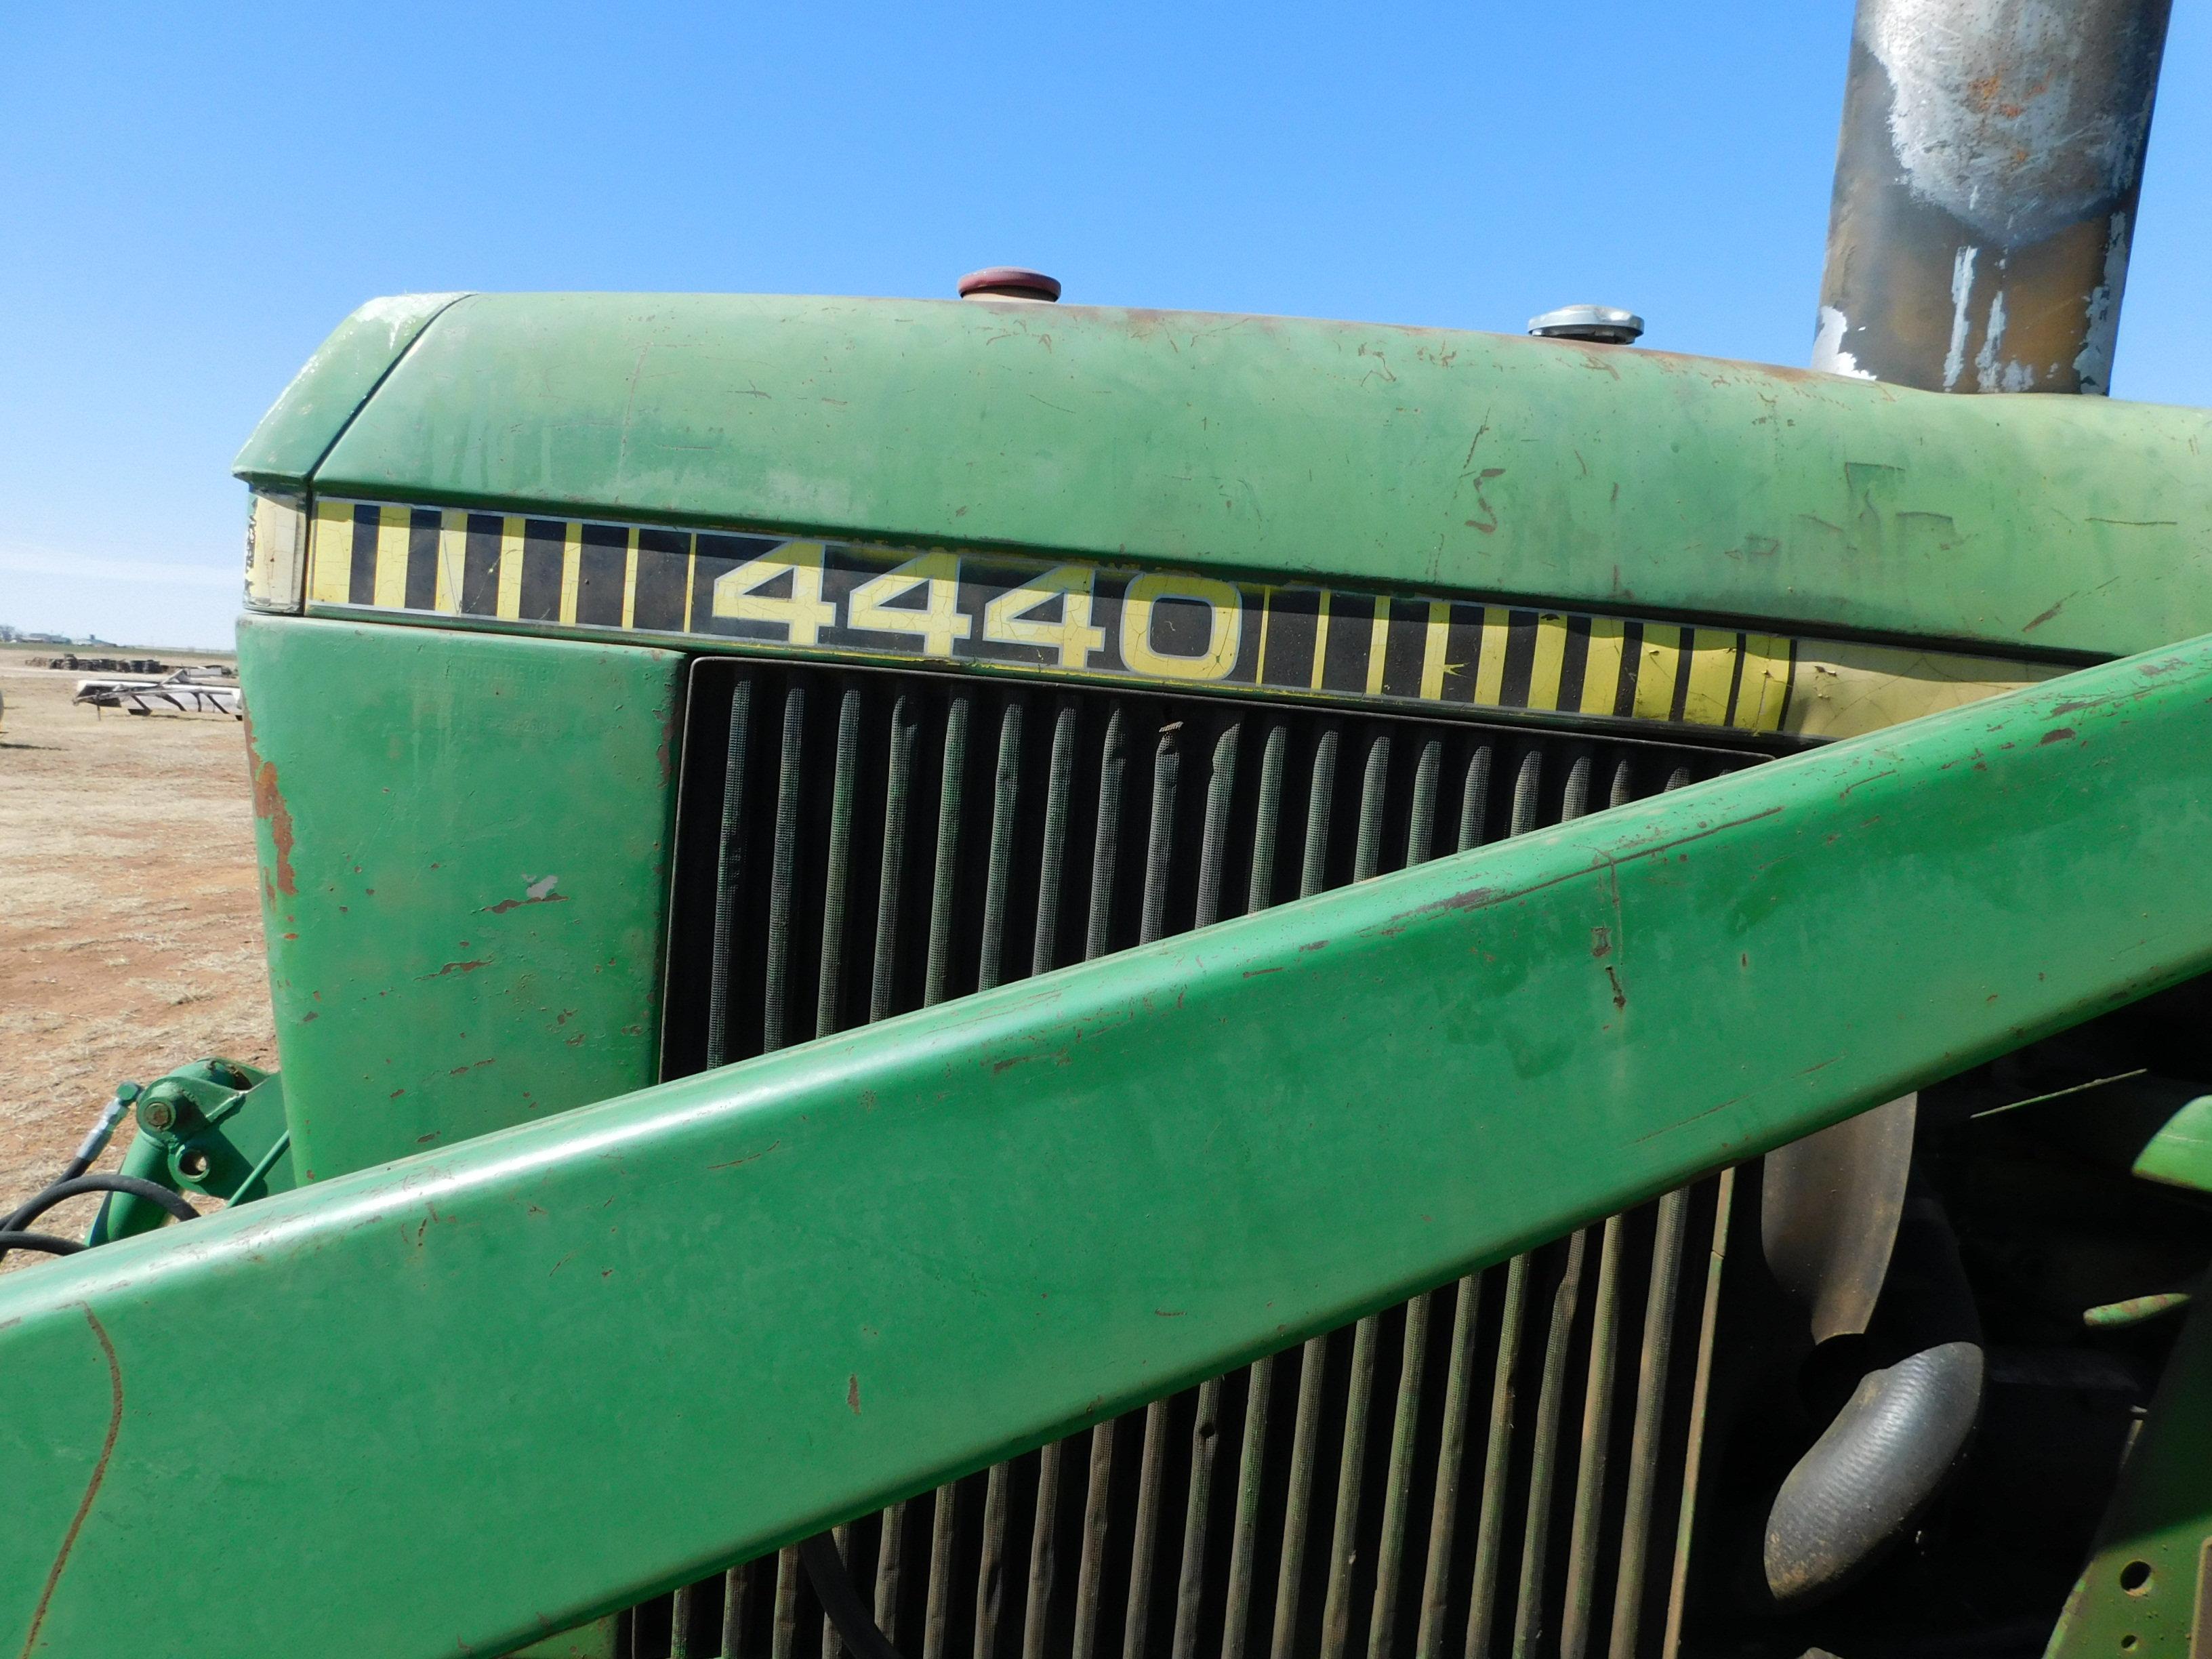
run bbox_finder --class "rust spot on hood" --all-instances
[419,959,493,979]
[485,875,566,914]
[242,711,298,897]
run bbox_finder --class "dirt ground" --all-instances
[0,644,274,1260]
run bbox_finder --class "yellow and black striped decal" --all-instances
[304,499,2063,738]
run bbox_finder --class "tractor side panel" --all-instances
[236,614,684,1180]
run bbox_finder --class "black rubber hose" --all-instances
[4,1175,199,1234]
[0,1176,200,1268]
[1760,1185,1984,1611]
[0,1232,86,1258]
[799,1532,905,1659]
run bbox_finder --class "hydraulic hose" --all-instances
[56,1091,133,1185]
[0,1176,199,1267]
[1761,1184,1984,1610]
[0,1232,86,1259]
[799,1532,905,1659]
[4,1175,199,1233]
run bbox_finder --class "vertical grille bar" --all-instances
[705,677,754,1069]
[916,695,975,1655]
[1509,1229,1589,1659]
[1605,1189,1688,1659]
[1372,735,1442,1659]
[1273,1338,1328,1659]
[925,1486,958,1659]
[1559,1214,1626,1659]
[817,687,863,1041]
[1247,722,1288,916]
[1023,1441,1065,1659]
[876,1504,907,1647]
[1370,1288,1431,1659]
[709,678,759,1654]
[976,703,1024,995]
[762,680,811,1659]
[1465,1254,1530,1659]
[773,1544,802,1659]
[1086,705,1131,961]
[1416,1277,1479,1659]
[672,1583,696,1659]
[653,663,1769,1659]
[1033,700,1078,977]
[1273,719,1342,1659]
[1074,1425,1116,1659]
[1193,723,1242,929]
[976,1462,1012,1659]
[1022,696,1081,1659]
[724,1558,755,1659]
[1123,726,1184,1659]
[1170,1376,1225,1659]
[1319,731,1395,1659]
[924,695,972,1006]
[761,684,807,1054]
[1224,718,1289,1659]
[1660,1168,1737,1659]
[824,1527,853,1659]
[1126,1401,1172,1659]
[871,691,919,1022]
[1224,1349,1275,1659]
[1320,1314,1380,1659]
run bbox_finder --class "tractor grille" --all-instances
[640,660,1757,1659]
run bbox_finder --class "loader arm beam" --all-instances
[8,640,2212,1658]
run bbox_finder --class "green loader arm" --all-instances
[6,638,2212,1658]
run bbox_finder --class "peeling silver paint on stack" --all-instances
[1813,0,2171,394]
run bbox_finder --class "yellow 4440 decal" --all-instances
[303,499,2070,739]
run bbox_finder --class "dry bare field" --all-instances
[0,646,274,1257]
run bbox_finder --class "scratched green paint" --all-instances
[7,636,2212,1659]
[245,291,2212,661]
[237,615,686,1181]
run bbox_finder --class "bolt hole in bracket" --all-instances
[91,1061,297,1244]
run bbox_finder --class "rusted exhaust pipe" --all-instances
[1813,0,2172,394]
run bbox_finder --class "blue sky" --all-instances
[3,1,2208,650]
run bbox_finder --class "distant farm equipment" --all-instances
[30,652,180,672]
[72,666,242,718]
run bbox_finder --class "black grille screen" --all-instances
[640,661,1755,1659]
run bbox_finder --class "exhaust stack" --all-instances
[1813,0,2171,394]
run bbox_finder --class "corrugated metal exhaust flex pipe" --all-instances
[1761,1183,1986,1610]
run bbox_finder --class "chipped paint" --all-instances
[485,874,565,914]
[1865,0,2160,243]
[1942,247,1980,390]
[243,711,298,897]
[2073,209,2132,394]
[1810,306,1875,380]
[1818,0,2169,394]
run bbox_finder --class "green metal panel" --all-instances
[279,291,2212,659]
[2047,1305,2212,1659]
[235,614,684,1181]
[232,292,470,487]
[510,1616,619,1658]
[2135,1095,2212,1195]
[5,637,2212,1659]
